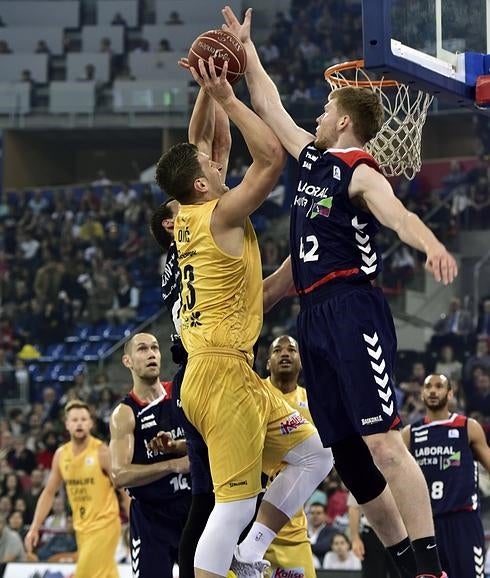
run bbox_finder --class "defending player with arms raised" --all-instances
[262,335,316,578]
[403,374,490,578]
[109,333,191,578]
[222,7,457,578]
[25,400,121,578]
[155,57,333,578]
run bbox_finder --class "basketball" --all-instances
[188,29,247,85]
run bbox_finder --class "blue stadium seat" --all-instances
[39,342,67,362]
[65,324,90,343]
[88,322,110,342]
[64,342,91,362]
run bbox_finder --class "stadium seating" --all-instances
[0,1,79,27]
[96,0,138,27]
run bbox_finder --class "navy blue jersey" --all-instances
[161,241,181,335]
[119,382,191,503]
[410,413,478,516]
[290,144,382,295]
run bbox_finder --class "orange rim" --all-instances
[325,59,400,88]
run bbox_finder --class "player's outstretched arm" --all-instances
[221,6,313,160]
[212,102,232,178]
[350,164,458,285]
[109,403,189,489]
[190,56,286,224]
[263,255,294,313]
[188,88,215,155]
[24,448,64,553]
[469,418,490,473]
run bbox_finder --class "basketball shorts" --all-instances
[435,510,485,578]
[181,348,317,502]
[129,495,191,578]
[172,362,213,495]
[75,519,120,578]
[298,281,401,446]
[265,540,316,578]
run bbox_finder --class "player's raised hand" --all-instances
[425,244,458,285]
[189,57,234,106]
[148,431,175,453]
[221,6,252,45]
[178,57,190,71]
[24,527,40,553]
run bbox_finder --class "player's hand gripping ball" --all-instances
[188,29,247,85]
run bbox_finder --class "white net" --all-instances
[325,61,434,180]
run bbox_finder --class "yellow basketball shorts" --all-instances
[265,541,316,578]
[75,518,121,578]
[181,349,316,502]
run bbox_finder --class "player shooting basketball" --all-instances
[221,6,456,578]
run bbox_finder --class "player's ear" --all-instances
[194,177,208,196]
[122,354,131,369]
[266,359,270,372]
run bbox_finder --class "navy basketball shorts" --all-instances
[435,510,485,578]
[297,281,401,445]
[172,363,213,495]
[129,495,191,578]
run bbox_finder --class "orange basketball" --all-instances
[188,29,247,85]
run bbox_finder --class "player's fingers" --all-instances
[189,66,204,87]
[207,56,217,80]
[439,256,449,285]
[178,57,190,70]
[198,58,210,82]
[243,7,252,30]
[219,59,229,81]
[222,6,238,27]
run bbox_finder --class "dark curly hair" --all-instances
[149,199,176,251]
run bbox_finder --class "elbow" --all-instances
[269,141,287,171]
[111,468,126,490]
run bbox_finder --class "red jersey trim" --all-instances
[129,380,169,406]
[329,149,380,171]
[298,268,360,295]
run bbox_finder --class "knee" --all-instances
[364,434,405,471]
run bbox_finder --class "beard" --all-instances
[424,394,449,411]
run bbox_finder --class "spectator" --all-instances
[115,182,137,207]
[91,169,111,187]
[6,437,36,476]
[258,36,280,65]
[39,495,67,545]
[165,10,183,24]
[39,387,61,425]
[106,269,139,325]
[464,337,490,381]
[0,40,11,54]
[99,37,113,54]
[24,469,45,524]
[77,64,96,82]
[477,298,490,337]
[1,472,23,499]
[33,258,64,305]
[8,510,27,540]
[28,190,48,216]
[35,514,77,561]
[0,513,26,562]
[131,38,149,53]
[87,275,116,324]
[158,38,172,51]
[433,297,473,338]
[35,40,51,54]
[111,12,127,26]
[322,532,361,570]
[435,344,463,381]
[307,502,335,567]
[36,432,58,471]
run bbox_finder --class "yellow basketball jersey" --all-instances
[59,436,119,533]
[264,378,311,545]
[175,199,263,354]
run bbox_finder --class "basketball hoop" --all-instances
[324,60,434,180]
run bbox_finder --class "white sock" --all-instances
[236,522,276,562]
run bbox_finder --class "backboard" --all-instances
[362,0,490,107]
